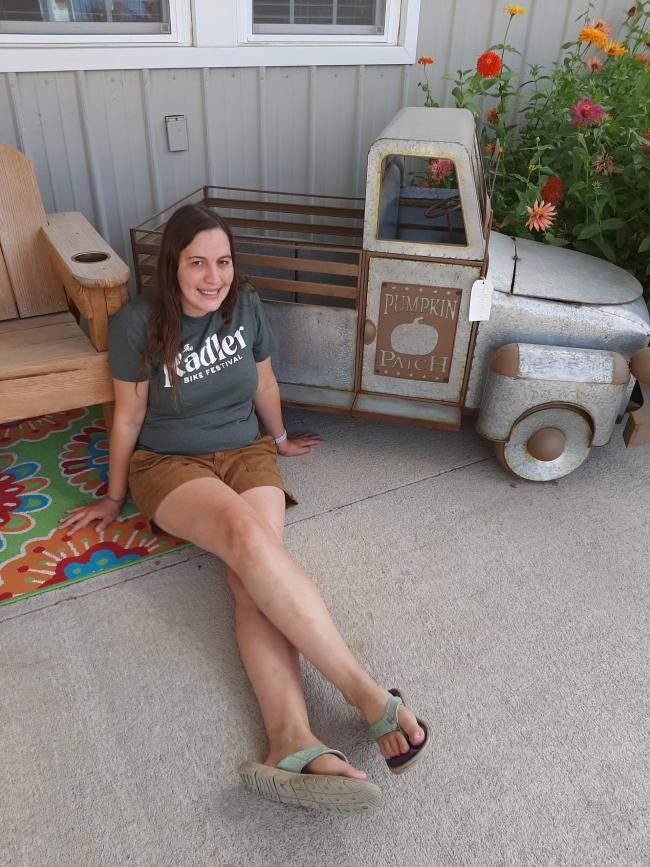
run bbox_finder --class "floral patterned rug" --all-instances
[0,406,186,606]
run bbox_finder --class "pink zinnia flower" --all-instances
[525,200,556,233]
[428,158,454,183]
[586,57,605,73]
[570,98,603,127]
[589,19,611,36]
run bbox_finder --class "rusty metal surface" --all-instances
[362,256,479,402]
[466,292,650,409]
[373,282,462,384]
[497,407,593,481]
[513,236,643,304]
[352,393,461,429]
[486,231,515,294]
[476,344,630,447]
[263,299,356,391]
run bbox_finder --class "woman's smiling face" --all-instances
[177,228,234,317]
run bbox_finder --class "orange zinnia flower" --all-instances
[605,41,626,57]
[578,26,608,49]
[503,5,525,15]
[418,56,434,65]
[525,200,555,233]
[486,107,499,124]
[634,52,650,67]
[477,51,502,78]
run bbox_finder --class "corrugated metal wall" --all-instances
[0,0,631,286]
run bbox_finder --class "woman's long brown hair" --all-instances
[141,204,245,401]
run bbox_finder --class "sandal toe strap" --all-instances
[369,694,403,741]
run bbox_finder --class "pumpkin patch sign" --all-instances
[374,282,462,382]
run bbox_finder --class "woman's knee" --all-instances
[225,509,278,565]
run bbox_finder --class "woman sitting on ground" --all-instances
[61,204,429,815]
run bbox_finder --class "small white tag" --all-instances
[469,278,494,322]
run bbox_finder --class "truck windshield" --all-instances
[377,155,467,247]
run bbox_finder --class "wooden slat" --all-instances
[204,196,364,221]
[0,144,67,318]
[225,217,363,237]
[0,313,102,379]
[235,235,362,254]
[0,244,18,321]
[134,263,357,300]
[250,275,358,300]
[237,251,359,277]
[134,235,362,258]
[0,310,74,334]
[0,354,112,425]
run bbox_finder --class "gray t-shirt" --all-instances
[108,289,276,455]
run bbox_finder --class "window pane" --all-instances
[252,0,386,33]
[377,155,467,247]
[0,0,169,29]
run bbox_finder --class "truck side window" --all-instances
[377,155,467,247]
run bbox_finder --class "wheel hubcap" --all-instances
[526,427,566,462]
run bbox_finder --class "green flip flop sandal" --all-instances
[238,746,382,816]
[369,688,431,775]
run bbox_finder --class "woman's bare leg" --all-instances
[228,486,366,778]
[154,478,424,760]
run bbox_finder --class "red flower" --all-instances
[476,51,502,78]
[418,56,434,65]
[541,177,563,204]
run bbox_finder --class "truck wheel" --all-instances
[494,407,593,482]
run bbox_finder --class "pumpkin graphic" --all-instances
[390,317,439,355]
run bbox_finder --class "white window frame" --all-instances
[0,0,190,45]
[0,0,420,72]
[244,0,397,43]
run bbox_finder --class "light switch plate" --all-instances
[165,115,188,152]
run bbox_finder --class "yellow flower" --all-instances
[503,5,525,15]
[605,41,627,57]
[578,26,608,49]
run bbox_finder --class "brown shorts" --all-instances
[128,435,297,524]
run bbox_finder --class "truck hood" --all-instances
[488,232,644,305]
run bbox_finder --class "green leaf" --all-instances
[600,217,626,230]
[577,224,602,240]
[639,235,650,253]
[544,233,570,247]
[567,181,586,196]
[592,236,617,262]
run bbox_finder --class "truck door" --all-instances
[355,143,486,427]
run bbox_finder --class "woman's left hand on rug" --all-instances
[59,498,122,533]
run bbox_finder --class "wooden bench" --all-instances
[0,145,129,427]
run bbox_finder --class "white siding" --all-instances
[0,0,634,287]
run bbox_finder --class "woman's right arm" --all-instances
[60,379,149,533]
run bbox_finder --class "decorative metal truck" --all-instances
[131,107,650,481]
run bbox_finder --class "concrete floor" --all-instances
[2,409,649,867]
